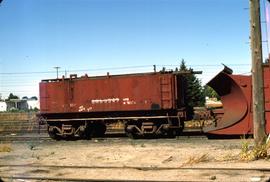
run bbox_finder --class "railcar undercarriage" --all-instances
[41,111,185,140]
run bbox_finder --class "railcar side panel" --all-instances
[39,73,184,114]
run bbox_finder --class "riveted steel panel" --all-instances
[39,72,183,114]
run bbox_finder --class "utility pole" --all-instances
[250,0,267,146]
[54,66,60,79]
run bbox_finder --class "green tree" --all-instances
[203,85,220,100]
[30,96,38,100]
[180,59,205,119]
[6,93,19,101]
[22,96,29,100]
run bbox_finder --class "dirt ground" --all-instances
[0,137,270,181]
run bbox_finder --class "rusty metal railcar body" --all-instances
[203,65,270,136]
[40,73,183,113]
[39,70,190,139]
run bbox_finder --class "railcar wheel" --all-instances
[92,123,106,137]
[126,131,139,139]
[125,124,139,139]
[83,126,93,140]
[48,128,61,140]
[167,129,177,138]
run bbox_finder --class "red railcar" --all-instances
[38,70,191,139]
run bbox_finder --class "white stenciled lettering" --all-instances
[90,97,136,105]
[78,105,86,112]
[91,98,120,104]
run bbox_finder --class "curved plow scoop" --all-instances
[203,66,249,133]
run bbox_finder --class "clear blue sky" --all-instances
[0,0,268,98]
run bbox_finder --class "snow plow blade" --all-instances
[203,66,249,134]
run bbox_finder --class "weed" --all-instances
[239,138,270,161]
[162,156,173,163]
[252,144,268,160]
[181,153,209,166]
[239,139,251,161]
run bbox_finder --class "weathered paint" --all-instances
[39,72,184,114]
[203,64,270,135]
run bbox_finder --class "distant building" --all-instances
[0,101,7,112]
[6,99,28,111]
[27,99,40,110]
[3,96,40,112]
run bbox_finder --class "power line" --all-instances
[0,64,251,75]
[0,65,153,75]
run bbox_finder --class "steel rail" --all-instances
[0,136,51,141]
[1,166,270,182]
[1,164,270,172]
[0,136,207,142]
[0,176,185,182]
[0,128,204,141]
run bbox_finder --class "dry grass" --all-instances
[162,156,173,163]
[185,120,203,128]
[239,138,270,161]
[184,120,213,128]
[0,144,12,152]
[215,153,239,162]
[181,153,209,166]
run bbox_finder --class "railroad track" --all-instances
[0,127,204,142]
[0,135,206,143]
[1,164,270,182]
[1,164,270,171]
[0,176,184,182]
[0,135,51,142]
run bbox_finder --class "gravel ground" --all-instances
[0,137,270,181]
